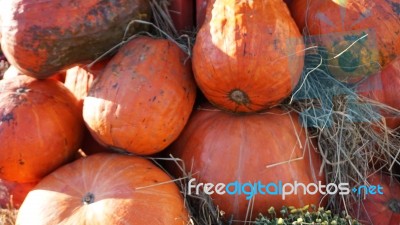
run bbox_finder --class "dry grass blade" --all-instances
[0,208,17,225]
[152,155,224,225]
[285,34,400,216]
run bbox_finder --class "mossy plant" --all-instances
[255,205,361,225]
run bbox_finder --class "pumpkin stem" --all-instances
[388,199,400,213]
[229,89,250,105]
[82,192,95,205]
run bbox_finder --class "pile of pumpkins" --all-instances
[0,0,399,224]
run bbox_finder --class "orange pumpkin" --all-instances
[193,0,304,113]
[352,174,400,225]
[357,56,400,129]
[0,179,37,209]
[16,153,189,225]
[168,106,325,221]
[0,0,151,78]
[0,75,84,182]
[64,58,110,109]
[290,0,400,82]
[83,37,196,155]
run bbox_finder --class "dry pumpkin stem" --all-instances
[284,35,400,218]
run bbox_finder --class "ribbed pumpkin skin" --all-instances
[193,0,304,113]
[83,37,196,155]
[290,0,400,82]
[357,57,400,129]
[0,75,84,182]
[169,107,325,221]
[16,153,189,225]
[64,59,110,109]
[0,0,151,78]
[352,174,400,225]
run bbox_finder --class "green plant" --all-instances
[255,205,361,225]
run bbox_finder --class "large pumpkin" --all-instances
[352,174,400,225]
[290,0,400,82]
[0,75,84,182]
[0,179,37,209]
[83,37,196,155]
[168,106,325,222]
[357,56,400,129]
[193,0,304,113]
[0,0,151,78]
[16,153,189,225]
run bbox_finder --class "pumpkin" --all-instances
[0,75,84,182]
[193,0,304,113]
[290,0,400,83]
[168,106,325,221]
[352,174,400,225]
[356,56,400,129]
[0,179,37,209]
[64,58,110,109]
[169,0,194,33]
[83,37,196,155]
[3,65,65,82]
[0,0,151,78]
[16,153,189,225]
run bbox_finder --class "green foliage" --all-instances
[255,205,361,225]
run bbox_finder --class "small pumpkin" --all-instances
[0,0,151,78]
[290,0,400,83]
[168,106,325,221]
[0,75,84,182]
[83,37,196,155]
[193,0,304,113]
[64,58,110,109]
[0,179,37,209]
[352,174,400,225]
[16,153,189,225]
[357,56,400,129]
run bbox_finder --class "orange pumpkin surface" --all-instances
[168,106,325,221]
[3,65,65,82]
[193,0,304,113]
[290,0,400,82]
[352,174,400,225]
[83,37,196,155]
[357,56,400,129]
[64,58,110,109]
[0,0,151,78]
[0,75,84,182]
[16,153,189,225]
